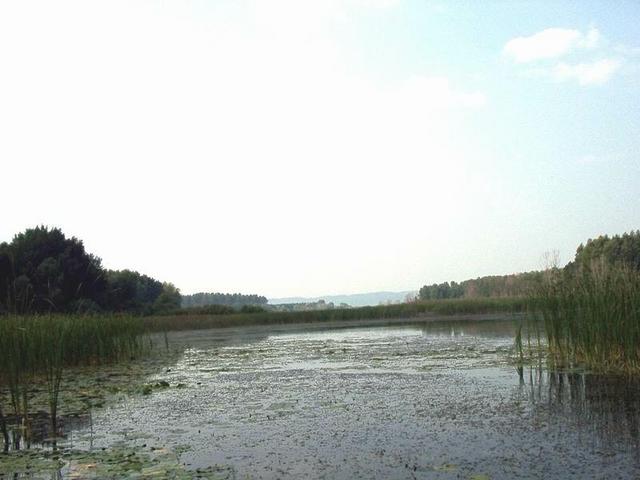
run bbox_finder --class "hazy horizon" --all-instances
[2,1,638,298]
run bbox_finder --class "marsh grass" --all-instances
[524,262,640,374]
[145,297,526,332]
[0,315,147,450]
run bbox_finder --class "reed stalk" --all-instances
[0,314,147,448]
[526,261,640,373]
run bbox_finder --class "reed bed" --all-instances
[145,297,526,332]
[528,262,640,373]
[0,315,146,450]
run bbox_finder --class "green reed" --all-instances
[0,315,147,449]
[527,262,640,373]
[145,297,526,332]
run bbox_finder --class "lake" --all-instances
[3,317,640,478]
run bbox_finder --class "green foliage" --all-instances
[527,261,640,373]
[419,281,464,300]
[0,314,147,447]
[171,304,236,316]
[239,305,266,314]
[105,269,163,314]
[152,283,182,314]
[181,292,268,309]
[0,226,181,315]
[106,271,181,315]
[419,272,544,301]
[267,299,338,312]
[517,231,640,373]
[0,226,107,314]
[145,297,525,332]
[571,230,640,272]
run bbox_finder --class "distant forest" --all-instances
[419,230,640,300]
[181,292,268,309]
[2,226,638,314]
[571,230,640,271]
[0,226,181,314]
[0,226,269,316]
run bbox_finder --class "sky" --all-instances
[1,0,639,298]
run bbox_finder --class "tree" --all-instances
[0,226,183,315]
[181,292,268,309]
[0,226,107,313]
[105,269,168,314]
[571,231,640,272]
[153,282,181,313]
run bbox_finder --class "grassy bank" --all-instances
[145,297,526,332]
[527,263,640,374]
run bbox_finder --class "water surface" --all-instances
[4,318,640,479]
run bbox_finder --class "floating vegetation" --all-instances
[0,445,234,479]
[0,315,147,451]
[2,319,638,478]
[140,380,171,396]
[433,463,458,472]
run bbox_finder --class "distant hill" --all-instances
[269,291,416,308]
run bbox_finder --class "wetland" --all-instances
[2,317,640,479]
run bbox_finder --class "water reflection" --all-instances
[519,366,640,451]
[5,319,640,478]
[1,412,91,452]
[416,318,518,339]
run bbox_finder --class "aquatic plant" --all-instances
[145,297,526,332]
[526,261,640,373]
[0,394,8,452]
[0,315,147,450]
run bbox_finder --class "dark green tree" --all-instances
[571,231,640,272]
[181,292,268,309]
[0,226,107,313]
[105,269,167,314]
[153,282,182,314]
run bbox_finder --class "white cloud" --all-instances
[397,77,486,109]
[581,27,601,49]
[505,26,623,86]
[352,0,400,8]
[552,58,621,85]
[504,27,600,63]
[614,44,640,57]
[576,152,624,165]
[254,0,398,29]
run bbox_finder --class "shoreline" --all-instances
[156,311,526,338]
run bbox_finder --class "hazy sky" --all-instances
[1,1,639,297]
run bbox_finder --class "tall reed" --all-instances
[529,261,640,373]
[0,315,147,450]
[0,396,8,452]
[146,297,526,332]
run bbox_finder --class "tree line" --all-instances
[0,226,270,315]
[571,230,640,272]
[0,226,181,314]
[418,272,543,300]
[181,292,268,309]
[419,230,640,301]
